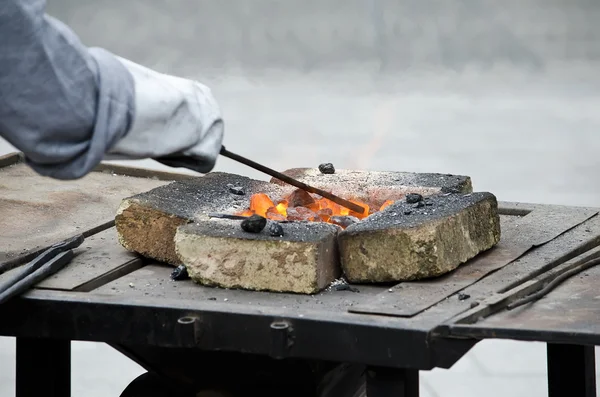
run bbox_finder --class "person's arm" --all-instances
[0,0,223,180]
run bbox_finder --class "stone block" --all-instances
[337,192,501,283]
[175,220,341,294]
[114,172,287,265]
[270,168,473,208]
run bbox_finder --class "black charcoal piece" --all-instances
[241,214,267,233]
[170,265,189,281]
[318,163,336,174]
[458,293,471,301]
[228,185,245,195]
[405,193,423,204]
[268,222,285,237]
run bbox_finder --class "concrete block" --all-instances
[338,192,501,283]
[175,220,341,294]
[270,168,473,208]
[114,173,286,265]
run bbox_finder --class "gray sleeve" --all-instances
[0,0,135,180]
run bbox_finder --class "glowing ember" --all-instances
[287,207,319,221]
[380,200,394,211]
[265,207,286,221]
[249,193,274,217]
[236,188,395,228]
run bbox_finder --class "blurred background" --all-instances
[1,0,600,395]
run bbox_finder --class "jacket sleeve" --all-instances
[0,0,135,180]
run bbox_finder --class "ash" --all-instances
[346,191,495,233]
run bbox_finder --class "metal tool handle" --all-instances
[0,250,74,305]
[0,234,84,296]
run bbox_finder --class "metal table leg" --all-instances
[16,337,71,397]
[365,366,419,397]
[547,343,596,397]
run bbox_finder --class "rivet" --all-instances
[270,321,289,330]
[178,316,196,325]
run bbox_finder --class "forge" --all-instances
[115,168,500,294]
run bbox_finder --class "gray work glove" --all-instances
[106,56,224,173]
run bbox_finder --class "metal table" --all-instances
[2,152,600,397]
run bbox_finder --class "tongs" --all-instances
[0,234,84,305]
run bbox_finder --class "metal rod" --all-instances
[207,213,249,220]
[507,257,600,310]
[208,213,291,223]
[0,250,74,305]
[220,146,365,214]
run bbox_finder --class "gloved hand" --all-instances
[106,56,224,174]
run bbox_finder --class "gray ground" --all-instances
[2,0,600,395]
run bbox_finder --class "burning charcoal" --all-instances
[275,200,289,214]
[317,208,333,222]
[241,214,267,233]
[265,207,287,221]
[268,222,285,237]
[228,185,245,195]
[318,163,336,174]
[170,265,189,281]
[249,193,275,218]
[405,193,423,204]
[330,215,360,228]
[266,207,286,221]
[379,200,394,211]
[349,201,369,219]
[287,207,319,222]
[288,189,316,208]
[316,198,335,211]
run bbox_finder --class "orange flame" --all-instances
[380,200,394,211]
[237,189,395,228]
[275,200,288,216]
[249,193,275,217]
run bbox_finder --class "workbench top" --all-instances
[2,152,600,371]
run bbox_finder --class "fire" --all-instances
[380,200,394,211]
[236,189,394,228]
[250,193,274,217]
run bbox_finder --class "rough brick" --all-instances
[114,172,287,264]
[270,168,473,208]
[337,192,501,283]
[175,220,341,294]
